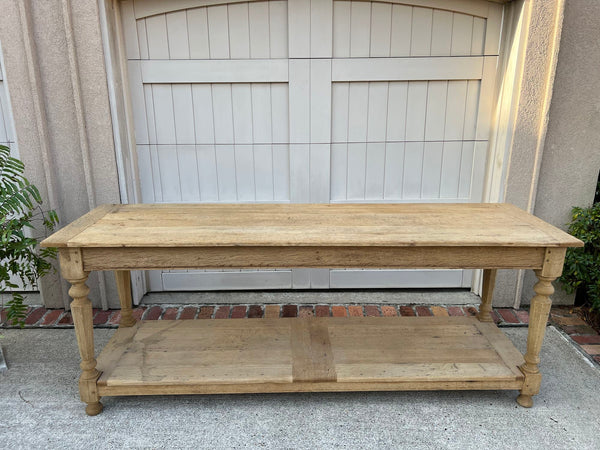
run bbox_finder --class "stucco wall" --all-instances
[522,0,600,304]
[0,0,121,309]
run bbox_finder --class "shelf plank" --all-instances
[97,317,524,395]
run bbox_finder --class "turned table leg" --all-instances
[516,248,566,408]
[60,249,103,416]
[478,269,496,322]
[115,270,136,327]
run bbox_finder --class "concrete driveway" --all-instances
[0,326,598,449]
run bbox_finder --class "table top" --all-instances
[41,203,583,249]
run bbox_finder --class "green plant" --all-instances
[0,144,58,327]
[559,182,600,311]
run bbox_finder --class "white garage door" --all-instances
[120,0,502,291]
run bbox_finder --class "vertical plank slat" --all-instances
[136,20,149,59]
[172,85,195,144]
[462,80,480,141]
[410,7,432,56]
[425,81,448,141]
[475,57,498,141]
[403,142,424,199]
[152,85,176,144]
[234,144,255,201]
[365,143,385,199]
[187,8,210,59]
[289,56,310,202]
[136,145,155,202]
[405,81,428,141]
[390,4,412,57]
[444,81,468,141]
[271,83,289,144]
[333,0,351,58]
[229,2,250,59]
[254,144,273,200]
[430,10,452,56]
[212,84,234,144]
[350,1,370,57]
[207,5,230,59]
[311,0,333,58]
[384,142,405,199]
[370,2,392,57]
[145,14,170,59]
[120,1,140,59]
[166,11,190,59]
[158,145,181,201]
[347,143,367,199]
[177,145,201,201]
[387,82,408,141]
[272,144,290,201]
[332,83,350,143]
[252,83,272,143]
[249,1,270,58]
[330,143,348,200]
[197,144,219,201]
[451,13,474,56]
[458,141,475,199]
[470,141,489,202]
[288,0,310,58]
[471,17,486,56]
[269,1,288,58]
[149,145,163,201]
[192,85,215,145]
[347,82,368,142]
[143,85,157,144]
[440,141,462,198]
[421,142,443,199]
[127,61,149,144]
[232,84,253,144]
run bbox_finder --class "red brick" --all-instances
[463,307,478,317]
[25,307,47,325]
[415,306,432,317]
[515,310,529,324]
[447,306,464,317]
[162,307,179,320]
[93,309,113,325]
[348,306,363,317]
[248,305,263,318]
[58,312,73,325]
[381,306,397,317]
[264,305,280,318]
[231,305,247,318]
[315,305,330,317]
[282,305,297,317]
[108,311,122,325]
[399,306,415,317]
[131,307,147,321]
[179,306,197,320]
[41,309,63,326]
[298,306,314,318]
[332,306,347,317]
[144,306,162,320]
[214,306,230,319]
[497,309,519,324]
[581,345,600,355]
[198,306,215,319]
[364,305,380,317]
[0,308,7,324]
[572,335,600,345]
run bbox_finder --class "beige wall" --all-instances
[522,0,600,304]
[0,0,121,308]
[0,0,586,309]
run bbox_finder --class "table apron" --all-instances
[80,246,547,271]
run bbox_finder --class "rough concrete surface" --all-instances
[0,326,598,449]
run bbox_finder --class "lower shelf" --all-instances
[96,316,525,396]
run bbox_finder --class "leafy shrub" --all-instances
[0,145,58,327]
[559,182,600,311]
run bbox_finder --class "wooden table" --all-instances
[41,203,583,415]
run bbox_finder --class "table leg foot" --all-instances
[85,401,103,416]
[516,394,533,408]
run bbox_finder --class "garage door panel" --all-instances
[123,0,503,291]
[333,1,489,59]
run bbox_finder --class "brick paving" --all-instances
[2,303,599,366]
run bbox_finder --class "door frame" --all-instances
[98,0,565,303]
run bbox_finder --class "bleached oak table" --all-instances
[41,203,583,416]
